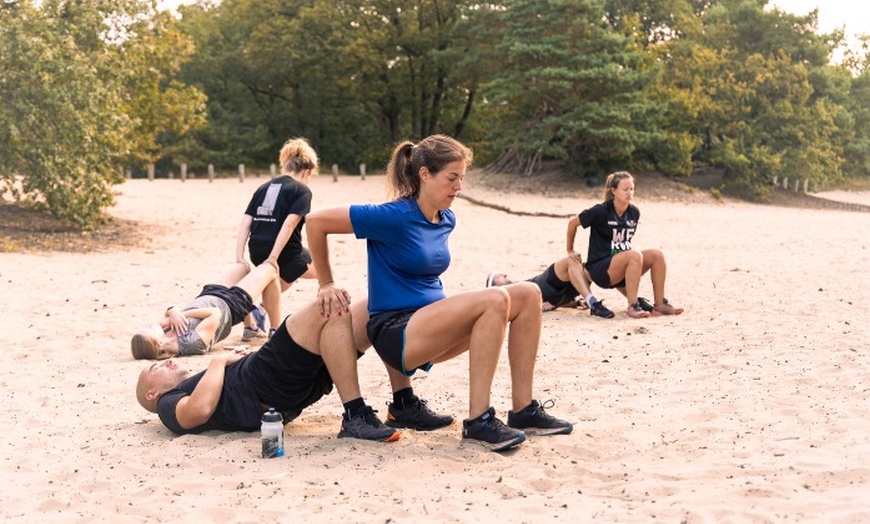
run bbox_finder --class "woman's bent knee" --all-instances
[482,287,511,319]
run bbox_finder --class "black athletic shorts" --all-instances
[585,258,626,290]
[367,310,433,377]
[527,264,579,308]
[246,318,334,423]
[199,284,254,326]
[250,245,312,283]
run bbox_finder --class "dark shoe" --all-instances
[386,398,455,431]
[462,407,526,452]
[338,406,400,442]
[636,297,655,313]
[507,400,573,436]
[251,305,268,332]
[241,326,268,342]
[589,300,615,319]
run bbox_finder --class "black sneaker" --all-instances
[589,300,615,319]
[462,407,526,452]
[385,398,455,431]
[507,400,573,436]
[636,297,655,313]
[338,406,400,442]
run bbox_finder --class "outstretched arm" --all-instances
[174,350,249,429]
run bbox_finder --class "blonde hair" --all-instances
[385,134,473,200]
[131,334,171,360]
[279,137,319,174]
[603,171,634,202]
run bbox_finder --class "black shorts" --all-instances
[246,318,334,423]
[527,264,579,308]
[250,245,312,283]
[367,310,433,377]
[199,284,254,325]
[585,258,626,289]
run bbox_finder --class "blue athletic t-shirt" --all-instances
[349,198,453,315]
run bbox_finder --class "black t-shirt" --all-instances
[157,355,263,434]
[578,201,640,264]
[244,176,312,257]
[155,324,334,435]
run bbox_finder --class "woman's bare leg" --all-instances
[404,288,510,418]
[607,250,644,305]
[501,282,542,412]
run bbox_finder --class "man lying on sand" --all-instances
[135,297,453,442]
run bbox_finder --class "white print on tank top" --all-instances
[254,183,281,222]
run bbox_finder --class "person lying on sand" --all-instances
[135,297,451,442]
[130,261,275,360]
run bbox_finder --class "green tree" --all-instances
[0,0,131,228]
[0,0,205,228]
[484,0,658,178]
[687,0,846,193]
[176,0,489,170]
[120,9,208,168]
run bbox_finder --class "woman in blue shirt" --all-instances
[306,135,572,452]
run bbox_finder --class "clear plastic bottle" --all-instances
[261,407,284,458]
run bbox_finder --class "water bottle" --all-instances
[261,407,284,458]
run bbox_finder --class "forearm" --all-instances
[565,217,580,253]
[178,358,228,427]
[176,307,221,320]
[267,215,300,261]
[307,224,334,286]
[236,215,253,261]
[305,207,353,286]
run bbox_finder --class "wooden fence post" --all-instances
[803,179,809,193]
[147,163,155,181]
[359,163,366,181]
[238,163,245,183]
[332,163,338,182]
[208,164,215,183]
[181,163,188,182]
[270,164,277,177]
[782,176,788,190]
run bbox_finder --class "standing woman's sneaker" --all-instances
[251,305,268,332]
[507,400,573,436]
[462,407,526,452]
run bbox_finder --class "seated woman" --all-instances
[305,134,573,452]
[130,261,276,360]
[578,171,684,318]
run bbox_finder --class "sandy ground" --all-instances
[1,174,869,522]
